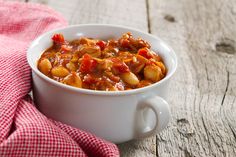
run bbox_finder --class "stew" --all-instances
[38,33,167,91]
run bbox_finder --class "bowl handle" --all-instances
[134,96,171,139]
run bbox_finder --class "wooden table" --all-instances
[10,0,236,156]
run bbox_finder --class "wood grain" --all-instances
[29,0,147,30]
[11,0,236,156]
[29,0,157,156]
[148,0,236,156]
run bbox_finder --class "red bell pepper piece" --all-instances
[96,40,106,51]
[111,58,130,74]
[137,48,153,59]
[79,54,97,73]
[83,74,98,84]
[52,34,65,43]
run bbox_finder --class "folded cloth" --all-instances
[0,1,119,156]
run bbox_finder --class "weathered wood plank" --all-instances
[29,0,147,30]
[148,0,236,156]
[28,0,157,156]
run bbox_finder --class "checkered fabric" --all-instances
[0,1,119,156]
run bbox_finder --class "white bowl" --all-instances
[27,24,177,143]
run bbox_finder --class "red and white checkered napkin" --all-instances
[0,1,119,156]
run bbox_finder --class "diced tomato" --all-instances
[83,74,98,84]
[137,48,152,59]
[119,39,130,48]
[61,45,72,52]
[111,59,130,74]
[79,54,97,73]
[52,34,65,43]
[96,40,106,50]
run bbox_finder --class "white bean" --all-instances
[38,58,52,75]
[63,73,82,88]
[120,72,139,86]
[51,66,69,77]
[144,65,163,82]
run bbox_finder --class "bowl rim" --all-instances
[27,24,177,96]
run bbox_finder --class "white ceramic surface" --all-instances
[27,24,177,143]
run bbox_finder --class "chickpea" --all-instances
[144,65,163,82]
[38,58,52,75]
[63,72,82,88]
[120,72,139,86]
[51,66,69,77]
